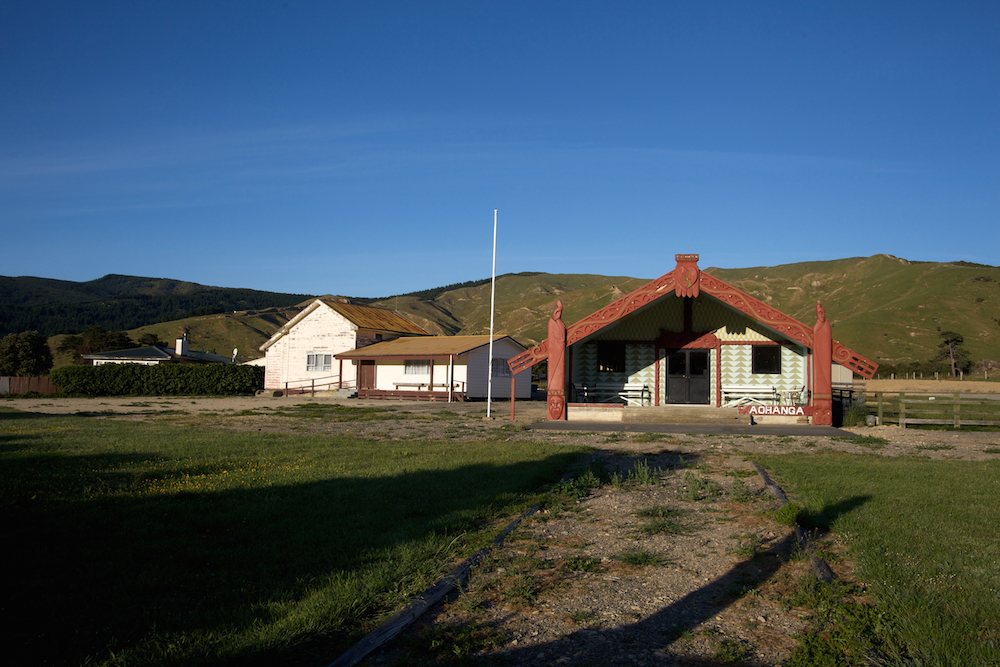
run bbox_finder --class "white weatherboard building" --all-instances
[336,334,531,401]
[259,299,429,393]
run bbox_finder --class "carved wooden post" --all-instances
[547,301,567,421]
[812,301,833,426]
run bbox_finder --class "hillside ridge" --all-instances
[6,256,998,369]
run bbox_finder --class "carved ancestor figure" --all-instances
[812,300,833,426]
[547,301,567,420]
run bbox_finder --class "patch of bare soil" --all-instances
[369,448,830,667]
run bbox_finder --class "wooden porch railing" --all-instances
[283,375,354,397]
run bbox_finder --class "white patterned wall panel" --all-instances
[628,345,656,389]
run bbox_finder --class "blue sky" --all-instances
[2,1,997,297]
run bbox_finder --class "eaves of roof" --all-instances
[260,299,429,352]
[336,335,522,360]
[81,346,231,363]
[82,346,173,361]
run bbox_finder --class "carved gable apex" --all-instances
[674,254,700,298]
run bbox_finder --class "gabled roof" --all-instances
[508,254,877,379]
[82,346,231,364]
[322,300,429,335]
[260,299,429,351]
[336,335,523,360]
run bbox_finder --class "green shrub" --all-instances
[841,397,870,427]
[50,363,264,397]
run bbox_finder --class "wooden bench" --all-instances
[575,383,651,406]
[393,382,464,392]
[721,385,778,407]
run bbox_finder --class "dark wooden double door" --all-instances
[663,349,710,404]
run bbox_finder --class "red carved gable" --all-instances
[506,254,878,379]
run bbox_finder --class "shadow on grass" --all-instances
[1,420,582,667]
[488,496,870,667]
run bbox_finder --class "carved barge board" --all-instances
[507,258,877,380]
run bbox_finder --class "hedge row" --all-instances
[50,363,265,397]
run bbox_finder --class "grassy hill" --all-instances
[22,256,1000,369]
[704,255,1000,368]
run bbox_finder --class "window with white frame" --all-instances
[405,360,430,375]
[306,353,332,372]
[492,357,511,377]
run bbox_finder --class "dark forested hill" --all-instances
[0,274,311,336]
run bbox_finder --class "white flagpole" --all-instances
[487,209,497,419]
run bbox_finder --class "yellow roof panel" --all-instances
[322,300,429,335]
[336,335,521,359]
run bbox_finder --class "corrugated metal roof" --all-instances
[336,335,521,359]
[82,346,173,361]
[322,300,429,335]
[81,346,231,363]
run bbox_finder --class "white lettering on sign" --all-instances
[737,405,808,416]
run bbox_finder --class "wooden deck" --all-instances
[358,389,467,402]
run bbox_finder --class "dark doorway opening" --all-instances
[664,349,710,404]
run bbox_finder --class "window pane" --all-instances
[405,360,430,375]
[307,352,332,372]
[598,342,625,373]
[752,346,781,374]
[492,358,510,377]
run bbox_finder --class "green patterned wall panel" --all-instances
[591,297,684,340]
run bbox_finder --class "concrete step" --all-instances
[622,405,750,425]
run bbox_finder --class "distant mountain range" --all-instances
[5,255,999,368]
[0,274,310,336]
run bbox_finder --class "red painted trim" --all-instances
[510,375,516,421]
[654,354,660,407]
[507,255,878,380]
[719,340,782,346]
[698,273,815,349]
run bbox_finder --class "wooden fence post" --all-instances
[877,392,883,426]
[955,392,961,429]
[900,392,906,429]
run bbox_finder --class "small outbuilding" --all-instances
[336,334,531,401]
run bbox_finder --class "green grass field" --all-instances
[757,451,1000,666]
[0,407,589,667]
